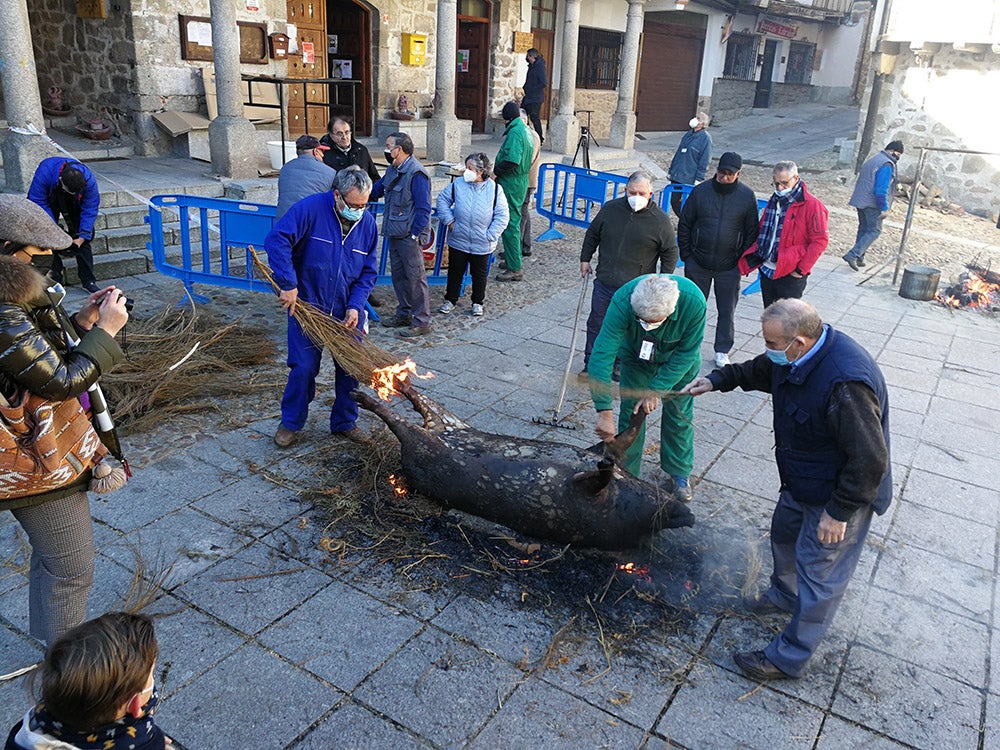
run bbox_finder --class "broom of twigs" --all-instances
[249,247,402,383]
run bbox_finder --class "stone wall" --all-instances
[862,46,1000,217]
[573,90,617,141]
[709,78,852,123]
[27,0,138,130]
[374,0,437,118]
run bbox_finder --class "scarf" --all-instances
[16,691,165,750]
[756,180,804,278]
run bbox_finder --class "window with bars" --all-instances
[785,41,816,84]
[576,27,622,90]
[723,33,758,80]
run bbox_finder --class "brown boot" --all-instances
[497,269,524,282]
[274,423,297,448]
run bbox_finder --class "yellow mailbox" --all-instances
[401,33,427,66]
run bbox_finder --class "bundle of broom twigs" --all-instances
[250,248,401,384]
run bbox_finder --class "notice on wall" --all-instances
[328,34,338,54]
[457,49,470,73]
[189,21,212,47]
[301,41,315,64]
[245,0,259,11]
[331,59,352,79]
[286,24,299,53]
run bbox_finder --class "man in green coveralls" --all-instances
[590,274,707,502]
[494,101,535,282]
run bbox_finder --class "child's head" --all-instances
[40,612,158,730]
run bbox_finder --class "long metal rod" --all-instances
[553,274,591,416]
[892,147,927,285]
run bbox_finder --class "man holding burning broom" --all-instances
[265,167,378,447]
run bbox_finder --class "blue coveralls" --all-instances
[264,191,378,433]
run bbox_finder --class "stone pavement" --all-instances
[2,242,998,749]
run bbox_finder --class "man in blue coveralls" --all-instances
[265,167,379,447]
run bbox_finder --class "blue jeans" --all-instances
[281,316,360,433]
[761,490,873,677]
[845,207,884,261]
[584,278,616,368]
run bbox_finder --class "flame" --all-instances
[388,473,408,497]
[616,561,652,582]
[370,358,434,401]
[936,271,1000,309]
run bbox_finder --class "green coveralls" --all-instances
[589,274,707,477]
[495,117,534,271]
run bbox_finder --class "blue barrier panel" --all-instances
[147,194,479,305]
[534,163,694,242]
[741,199,770,297]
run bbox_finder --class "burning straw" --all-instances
[250,248,404,385]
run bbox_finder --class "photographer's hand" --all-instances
[95,290,129,336]
[75,285,117,330]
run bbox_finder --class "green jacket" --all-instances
[589,274,707,412]
[495,117,534,205]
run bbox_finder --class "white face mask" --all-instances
[463,169,478,183]
[774,186,794,198]
[627,195,649,212]
[639,318,665,331]
[689,117,700,129]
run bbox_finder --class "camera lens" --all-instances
[124,298,135,312]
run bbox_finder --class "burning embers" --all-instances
[370,358,434,401]
[936,264,1000,310]
[616,561,652,583]
[388,473,408,497]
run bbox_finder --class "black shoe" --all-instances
[399,326,432,338]
[522,248,532,257]
[740,594,786,616]
[733,650,794,681]
[842,254,859,272]
[857,258,866,267]
[611,364,621,383]
[82,281,101,294]
[381,315,413,328]
[368,293,383,308]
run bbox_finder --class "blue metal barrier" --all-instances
[147,195,477,304]
[534,163,694,241]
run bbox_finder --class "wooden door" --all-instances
[326,0,372,136]
[457,18,489,133]
[286,0,327,136]
[754,39,779,109]
[635,21,704,131]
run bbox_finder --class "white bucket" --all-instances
[266,140,297,170]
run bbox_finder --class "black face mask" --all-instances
[29,254,54,275]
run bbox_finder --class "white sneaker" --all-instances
[714,352,731,368]
[437,301,455,314]
[471,303,484,317]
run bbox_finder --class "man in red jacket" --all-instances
[739,161,828,307]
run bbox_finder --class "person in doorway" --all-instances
[682,298,892,682]
[494,102,535,282]
[520,108,543,259]
[275,134,336,218]
[434,153,509,317]
[320,116,380,182]
[667,112,712,218]
[739,161,829,308]
[370,132,433,336]
[27,157,102,293]
[842,140,903,271]
[265,167,379,448]
[579,172,677,380]
[590,274,706,503]
[521,48,547,142]
[678,151,760,367]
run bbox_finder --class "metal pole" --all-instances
[892,147,927,286]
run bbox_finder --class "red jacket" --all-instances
[738,182,829,278]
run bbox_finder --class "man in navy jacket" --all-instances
[27,157,101,292]
[265,167,379,448]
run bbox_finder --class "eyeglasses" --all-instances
[717,170,738,177]
[331,130,351,137]
[773,177,797,189]
[339,194,369,210]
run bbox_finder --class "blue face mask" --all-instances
[338,203,366,223]
[765,340,794,366]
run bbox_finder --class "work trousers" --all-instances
[684,257,741,354]
[501,198,524,271]
[762,490,873,677]
[845,207,884,262]
[584,278,616,368]
[388,236,431,327]
[281,316,360,433]
[11,491,94,645]
[49,192,96,286]
[520,189,534,254]
[759,272,808,308]
[444,248,490,306]
[617,362,698,478]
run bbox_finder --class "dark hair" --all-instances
[327,116,353,132]
[526,48,540,58]
[41,612,158,730]
[388,132,415,155]
[60,166,86,194]
[465,152,493,179]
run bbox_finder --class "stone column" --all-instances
[0,0,54,192]
[548,0,582,156]
[608,0,645,150]
[427,0,464,162]
[207,0,258,178]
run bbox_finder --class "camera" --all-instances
[102,290,135,313]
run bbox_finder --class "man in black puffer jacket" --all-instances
[678,151,760,368]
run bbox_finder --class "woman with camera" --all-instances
[0,194,129,645]
[434,153,509,317]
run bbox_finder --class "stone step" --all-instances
[95,205,154,231]
[58,250,151,286]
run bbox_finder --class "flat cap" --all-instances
[0,194,73,250]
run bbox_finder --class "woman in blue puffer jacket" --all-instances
[434,153,509,317]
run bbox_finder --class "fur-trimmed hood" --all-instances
[0,256,50,307]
